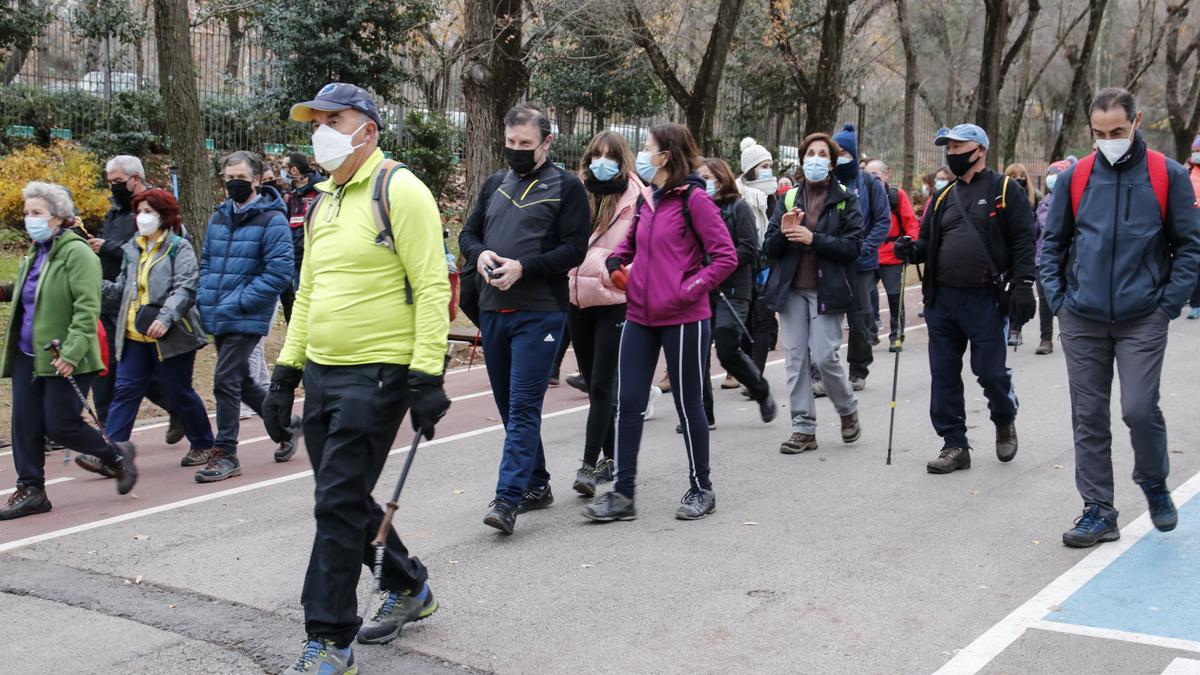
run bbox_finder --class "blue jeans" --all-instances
[924,287,1018,448]
[480,310,565,506]
[105,341,214,450]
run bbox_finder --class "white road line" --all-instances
[0,477,75,496]
[1029,621,1200,655]
[933,469,1200,675]
[1163,658,1200,675]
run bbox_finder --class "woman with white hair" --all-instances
[736,138,781,385]
[0,182,138,520]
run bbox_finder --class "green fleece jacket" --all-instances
[1,230,103,378]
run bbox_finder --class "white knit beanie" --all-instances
[740,137,772,175]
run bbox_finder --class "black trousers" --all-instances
[301,362,428,648]
[567,303,625,466]
[748,293,778,374]
[703,295,770,421]
[846,270,876,380]
[93,315,172,426]
[213,333,268,454]
[11,353,118,489]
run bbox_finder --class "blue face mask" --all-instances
[24,216,53,243]
[836,156,853,166]
[1045,174,1057,192]
[590,157,620,182]
[635,150,660,184]
[802,156,831,183]
[757,168,774,180]
[705,179,718,197]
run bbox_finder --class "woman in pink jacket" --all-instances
[582,123,737,523]
[568,131,650,497]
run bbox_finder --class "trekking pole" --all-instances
[885,266,907,465]
[717,291,754,344]
[43,340,118,458]
[371,432,423,589]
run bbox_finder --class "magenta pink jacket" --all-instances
[569,174,650,309]
[610,175,737,327]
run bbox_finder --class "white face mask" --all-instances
[1095,127,1134,166]
[136,212,161,236]
[312,122,367,172]
[934,178,949,192]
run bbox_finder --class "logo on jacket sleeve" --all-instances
[544,333,556,342]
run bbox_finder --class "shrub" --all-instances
[0,84,167,157]
[391,110,462,204]
[0,142,109,232]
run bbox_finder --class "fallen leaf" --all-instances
[453,489,464,496]
[970,490,980,496]
[133,534,149,541]
[1170,449,1183,454]
[449,560,460,565]
[1032,540,1041,545]
[742,521,760,526]
[1053,465,1064,470]
[486,417,499,422]
[122,579,132,585]
[134,575,143,584]
[168,604,176,609]
[581,564,594,568]
[129,493,140,499]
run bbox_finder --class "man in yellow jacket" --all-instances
[264,83,451,675]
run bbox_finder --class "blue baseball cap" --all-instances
[290,83,382,127]
[935,123,989,150]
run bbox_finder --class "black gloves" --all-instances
[605,256,623,274]
[892,236,917,263]
[263,364,303,443]
[1009,281,1037,325]
[408,370,451,440]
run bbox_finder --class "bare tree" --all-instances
[623,0,746,152]
[893,0,919,189]
[1165,0,1200,161]
[1124,0,1168,93]
[768,0,853,137]
[1050,0,1110,162]
[974,0,1041,168]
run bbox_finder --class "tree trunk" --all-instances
[974,0,1008,144]
[224,13,244,89]
[154,0,210,245]
[461,0,529,214]
[893,0,919,190]
[2,46,30,85]
[1050,0,1110,162]
[1165,1,1200,162]
[769,0,852,137]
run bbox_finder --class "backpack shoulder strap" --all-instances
[1070,153,1097,217]
[887,185,900,215]
[302,192,327,245]
[369,159,407,253]
[998,175,1009,210]
[679,183,698,233]
[1147,149,1169,220]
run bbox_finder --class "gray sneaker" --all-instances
[275,415,303,463]
[582,491,637,522]
[675,488,716,520]
[282,638,356,674]
[357,582,438,645]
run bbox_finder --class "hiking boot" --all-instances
[1141,481,1178,532]
[76,453,118,478]
[721,374,740,389]
[780,432,817,454]
[566,373,588,393]
[165,413,185,445]
[180,447,212,467]
[282,638,356,674]
[110,442,138,495]
[275,415,303,463]
[0,485,52,520]
[516,483,554,514]
[1062,506,1120,548]
[573,462,598,497]
[594,458,615,485]
[1007,332,1023,347]
[888,343,903,353]
[927,447,971,474]
[758,394,778,423]
[996,423,1018,462]
[581,491,637,522]
[849,376,866,391]
[841,412,862,443]
[483,499,517,534]
[675,487,716,520]
[812,379,827,398]
[195,450,241,483]
[657,373,671,393]
[357,582,438,645]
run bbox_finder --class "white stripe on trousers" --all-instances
[676,321,703,489]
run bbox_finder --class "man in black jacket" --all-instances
[894,124,1037,474]
[459,104,590,535]
[280,152,324,322]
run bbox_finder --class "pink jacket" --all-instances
[569,175,650,308]
[611,176,737,327]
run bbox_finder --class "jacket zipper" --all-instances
[1109,170,1120,323]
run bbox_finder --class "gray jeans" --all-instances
[779,289,857,434]
[213,333,269,454]
[1058,308,1171,521]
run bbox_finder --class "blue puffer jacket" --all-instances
[1040,135,1200,323]
[198,185,294,336]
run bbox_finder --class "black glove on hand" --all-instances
[263,365,303,443]
[408,371,451,440]
[892,236,916,263]
[605,256,624,274]
[1009,281,1037,325]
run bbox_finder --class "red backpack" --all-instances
[1070,150,1169,220]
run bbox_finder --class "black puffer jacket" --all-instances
[711,198,759,301]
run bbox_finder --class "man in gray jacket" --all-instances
[1041,87,1200,548]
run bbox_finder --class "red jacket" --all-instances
[878,186,920,266]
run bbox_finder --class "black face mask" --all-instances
[225,179,255,204]
[946,149,977,178]
[505,147,539,175]
[834,160,858,184]
[1015,177,1028,191]
[111,181,133,208]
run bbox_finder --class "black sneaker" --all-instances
[275,415,303,463]
[110,442,138,495]
[483,499,517,534]
[758,394,778,423]
[1062,506,1120,548]
[573,462,598,497]
[195,450,241,483]
[927,447,971,474]
[180,447,212,467]
[780,432,817,454]
[516,484,554,514]
[996,423,1018,462]
[594,458,615,485]
[0,484,52,520]
[581,491,637,522]
[357,581,438,645]
[165,413,185,446]
[565,373,588,393]
[75,453,118,478]
[675,487,716,520]
[1141,481,1178,532]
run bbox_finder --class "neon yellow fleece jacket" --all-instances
[278,149,450,376]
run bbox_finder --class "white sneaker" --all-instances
[239,404,255,420]
[643,385,662,420]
